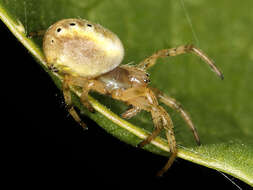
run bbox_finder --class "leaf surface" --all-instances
[0,0,252,186]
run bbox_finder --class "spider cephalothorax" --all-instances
[41,18,223,176]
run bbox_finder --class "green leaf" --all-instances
[1,0,252,186]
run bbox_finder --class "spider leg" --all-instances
[121,106,141,119]
[78,78,107,113]
[156,106,178,176]
[62,75,107,128]
[137,110,163,147]
[157,122,178,176]
[151,88,200,145]
[112,87,178,175]
[140,105,178,176]
[63,75,87,129]
[27,30,46,38]
[80,84,95,113]
[138,44,223,80]
[63,76,95,113]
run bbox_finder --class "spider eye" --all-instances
[69,23,76,26]
[144,79,150,83]
[87,23,92,27]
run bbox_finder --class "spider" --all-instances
[38,18,223,176]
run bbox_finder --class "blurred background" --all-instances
[1,0,253,189]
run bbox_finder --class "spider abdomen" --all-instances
[43,19,124,78]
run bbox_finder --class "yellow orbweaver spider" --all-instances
[34,18,223,176]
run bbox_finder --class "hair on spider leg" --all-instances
[160,109,199,145]
[27,29,46,38]
[124,61,136,66]
[172,124,184,135]
[62,103,90,131]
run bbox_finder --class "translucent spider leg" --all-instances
[121,106,141,119]
[138,44,224,80]
[111,87,167,147]
[155,106,178,176]
[80,79,108,113]
[157,127,178,176]
[27,30,46,38]
[151,87,201,145]
[67,76,107,113]
[112,87,178,175]
[80,82,96,113]
[136,105,178,177]
[63,75,87,129]
[137,110,163,148]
